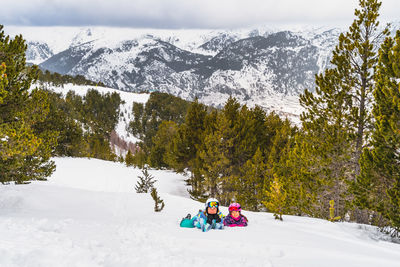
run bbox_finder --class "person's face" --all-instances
[231,210,240,218]
[207,206,217,214]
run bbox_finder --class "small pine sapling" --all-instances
[263,174,286,221]
[135,167,156,193]
[329,200,341,222]
[151,187,165,212]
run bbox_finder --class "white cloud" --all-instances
[1,0,398,28]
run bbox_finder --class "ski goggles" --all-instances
[229,206,241,212]
[207,201,219,208]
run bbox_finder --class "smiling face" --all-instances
[231,210,240,218]
[207,206,217,214]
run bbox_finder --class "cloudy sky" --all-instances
[1,0,399,29]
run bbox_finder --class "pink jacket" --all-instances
[223,214,248,227]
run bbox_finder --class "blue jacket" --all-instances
[192,210,224,227]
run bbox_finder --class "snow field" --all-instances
[0,157,399,267]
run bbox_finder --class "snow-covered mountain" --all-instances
[2,25,352,118]
[1,157,399,266]
[26,41,54,65]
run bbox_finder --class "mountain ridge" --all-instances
[7,25,355,118]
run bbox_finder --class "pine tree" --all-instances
[329,200,341,222]
[346,0,389,178]
[263,174,286,221]
[132,149,147,169]
[83,89,121,138]
[167,100,207,171]
[125,150,135,166]
[151,187,165,212]
[267,118,294,167]
[38,91,85,157]
[274,132,320,217]
[199,113,233,203]
[186,109,219,201]
[0,25,56,183]
[135,167,156,193]
[130,102,144,138]
[149,121,178,168]
[298,0,388,221]
[354,31,400,234]
[181,99,207,162]
[237,147,266,211]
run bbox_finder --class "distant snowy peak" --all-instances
[70,28,97,47]
[7,25,347,121]
[33,27,338,122]
[26,41,54,65]
[199,32,240,53]
[8,25,341,63]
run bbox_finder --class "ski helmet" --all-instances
[205,198,219,209]
[228,203,241,212]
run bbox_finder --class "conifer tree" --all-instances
[125,150,135,166]
[168,100,207,170]
[354,31,400,234]
[329,200,341,222]
[135,167,156,193]
[267,118,294,167]
[215,98,242,204]
[151,187,165,212]
[0,25,56,183]
[38,91,85,157]
[273,131,321,217]
[130,102,144,137]
[345,0,389,177]
[229,105,273,187]
[83,89,121,138]
[181,99,207,161]
[298,0,388,220]
[199,113,233,202]
[150,121,178,168]
[263,174,286,220]
[132,149,147,169]
[237,147,266,211]
[171,100,210,200]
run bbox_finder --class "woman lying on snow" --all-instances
[180,199,248,232]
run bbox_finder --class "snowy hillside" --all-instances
[1,157,399,267]
[41,83,150,144]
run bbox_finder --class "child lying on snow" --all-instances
[223,202,248,227]
[180,198,225,232]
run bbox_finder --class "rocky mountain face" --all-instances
[22,26,345,117]
[26,41,53,64]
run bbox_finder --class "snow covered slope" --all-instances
[0,157,399,267]
[41,83,150,144]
